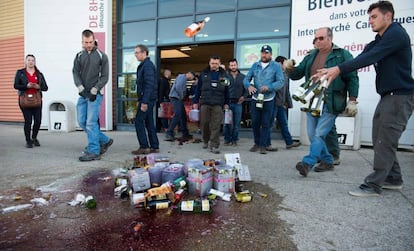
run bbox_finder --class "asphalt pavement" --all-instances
[0,123,413,250]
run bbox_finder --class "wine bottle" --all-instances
[85,195,96,209]
[184,17,210,37]
[256,93,264,109]
[172,176,187,190]
[310,78,328,117]
[177,199,213,213]
[292,79,313,102]
[145,200,171,210]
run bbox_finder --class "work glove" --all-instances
[89,87,98,102]
[77,85,87,98]
[283,59,296,72]
[345,100,358,117]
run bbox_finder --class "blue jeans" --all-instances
[224,102,242,143]
[167,98,189,137]
[303,106,336,166]
[267,105,294,146]
[251,100,273,147]
[135,101,159,149]
[77,95,110,155]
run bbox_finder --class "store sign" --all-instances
[290,0,414,146]
[25,0,112,130]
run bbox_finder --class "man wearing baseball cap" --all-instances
[244,45,285,154]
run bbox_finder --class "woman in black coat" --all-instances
[14,54,48,148]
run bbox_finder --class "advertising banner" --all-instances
[290,0,414,146]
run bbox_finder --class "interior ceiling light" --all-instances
[161,49,190,59]
[180,46,192,51]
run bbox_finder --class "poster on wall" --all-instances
[25,0,112,130]
[289,0,414,146]
[238,42,280,68]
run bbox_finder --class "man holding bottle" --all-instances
[284,27,359,177]
[243,45,285,154]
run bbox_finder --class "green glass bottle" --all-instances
[177,199,213,213]
[85,195,96,209]
[145,200,171,210]
[172,176,187,190]
[292,79,313,102]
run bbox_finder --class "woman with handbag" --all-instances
[14,54,48,148]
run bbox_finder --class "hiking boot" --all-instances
[259,147,267,154]
[131,148,150,155]
[249,145,258,152]
[165,134,176,142]
[32,138,40,147]
[265,146,278,152]
[79,153,101,161]
[382,182,403,190]
[224,141,232,146]
[210,147,220,154]
[26,140,33,148]
[314,162,334,172]
[296,162,310,177]
[333,156,341,165]
[286,141,301,149]
[349,184,380,197]
[100,138,113,154]
[150,148,160,153]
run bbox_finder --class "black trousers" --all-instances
[20,105,42,142]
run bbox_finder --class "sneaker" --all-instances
[333,156,341,165]
[210,147,220,154]
[232,141,238,146]
[314,161,334,172]
[202,143,209,149]
[32,139,41,147]
[349,184,380,197]
[26,140,33,148]
[100,138,113,154]
[165,134,176,142]
[265,146,278,152]
[224,141,232,146]
[150,148,160,153]
[259,147,267,154]
[249,145,259,152]
[131,148,150,155]
[296,162,310,177]
[286,141,301,149]
[382,182,403,190]
[79,153,101,161]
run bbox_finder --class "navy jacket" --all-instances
[137,57,157,104]
[339,22,414,96]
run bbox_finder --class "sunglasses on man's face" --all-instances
[313,36,326,44]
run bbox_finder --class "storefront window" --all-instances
[158,0,194,17]
[122,0,156,21]
[238,0,290,9]
[195,12,234,42]
[196,0,234,12]
[122,21,156,47]
[158,16,194,45]
[236,38,289,70]
[237,7,290,39]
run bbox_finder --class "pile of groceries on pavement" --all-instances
[113,152,257,213]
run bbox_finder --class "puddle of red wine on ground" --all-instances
[0,169,297,250]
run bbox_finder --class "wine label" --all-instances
[201,200,210,211]
[181,200,194,211]
[156,202,169,210]
[178,180,186,188]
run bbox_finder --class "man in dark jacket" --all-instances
[323,1,414,197]
[224,59,247,146]
[285,27,359,177]
[267,56,301,150]
[192,56,229,154]
[158,69,171,132]
[131,44,159,155]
